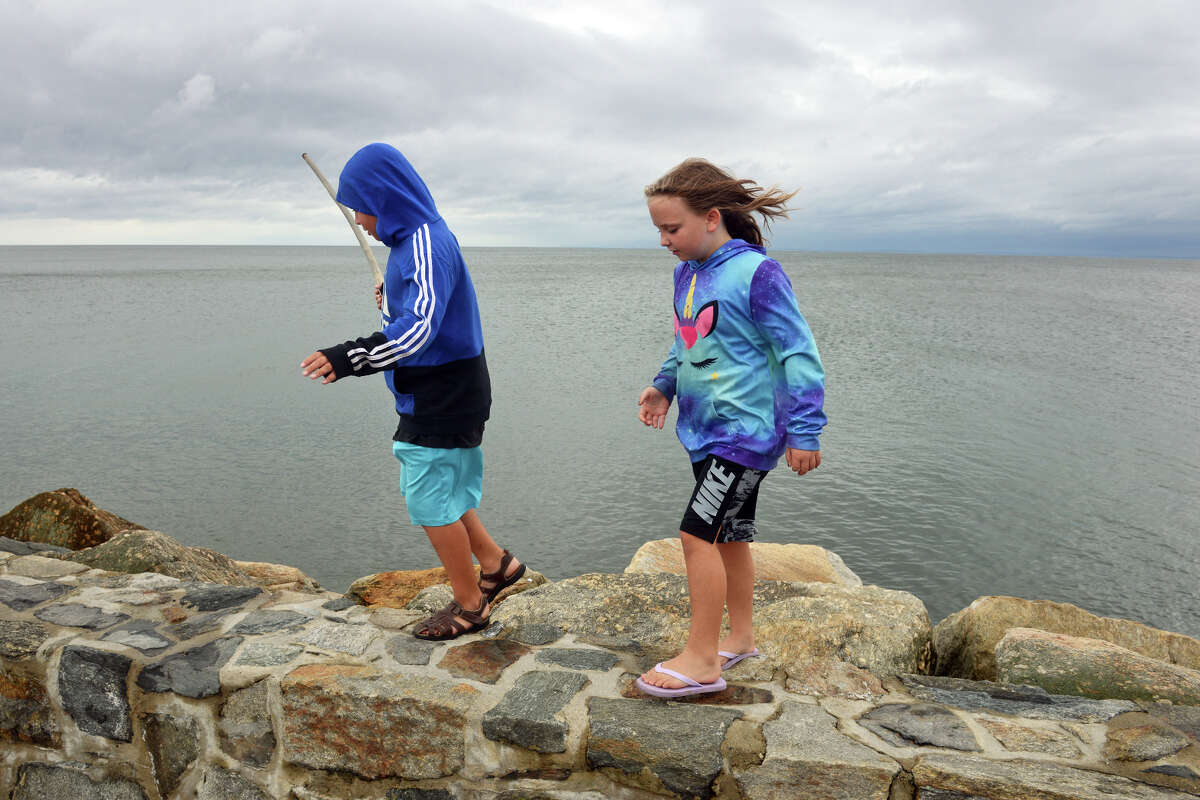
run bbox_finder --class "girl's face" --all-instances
[648,195,727,263]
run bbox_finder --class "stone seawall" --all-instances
[3,549,1199,800]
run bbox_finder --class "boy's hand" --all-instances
[786,448,821,475]
[638,386,670,429]
[375,282,383,310]
[301,351,339,384]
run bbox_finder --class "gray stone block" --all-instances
[143,712,201,797]
[483,670,589,752]
[58,645,132,741]
[0,578,71,611]
[901,674,1139,722]
[136,636,242,698]
[101,620,174,655]
[195,766,270,800]
[11,763,146,800]
[735,702,900,800]
[34,602,129,630]
[587,696,742,799]
[219,679,276,768]
[180,585,261,611]
[231,609,312,636]
[536,648,619,671]
[386,634,437,666]
[860,703,980,751]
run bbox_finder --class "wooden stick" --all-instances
[301,152,384,286]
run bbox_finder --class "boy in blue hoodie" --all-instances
[301,143,525,640]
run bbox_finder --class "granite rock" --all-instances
[60,529,259,586]
[0,619,51,660]
[1104,723,1191,762]
[439,639,531,684]
[482,669,589,752]
[144,711,201,797]
[11,762,147,800]
[901,674,1139,722]
[492,573,930,678]
[196,766,271,800]
[932,595,1200,680]
[995,627,1200,705]
[913,752,1197,799]
[280,664,479,780]
[734,702,899,800]
[0,488,145,550]
[385,634,438,666]
[220,679,277,768]
[233,559,322,592]
[586,696,742,799]
[0,668,59,747]
[57,644,133,741]
[626,538,862,586]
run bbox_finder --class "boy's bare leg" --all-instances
[717,541,755,662]
[423,521,486,618]
[638,532,725,689]
[459,509,520,578]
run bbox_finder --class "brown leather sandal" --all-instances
[478,549,527,603]
[413,597,489,641]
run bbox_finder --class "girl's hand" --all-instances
[638,386,670,429]
[375,282,384,310]
[786,448,821,475]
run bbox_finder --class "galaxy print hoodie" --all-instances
[651,239,826,470]
[318,143,490,439]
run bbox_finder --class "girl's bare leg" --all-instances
[638,532,725,689]
[717,541,755,662]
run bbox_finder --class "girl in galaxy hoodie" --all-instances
[301,143,526,640]
[635,158,826,698]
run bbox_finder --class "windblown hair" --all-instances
[645,158,797,246]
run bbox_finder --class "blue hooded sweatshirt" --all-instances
[651,239,826,470]
[318,143,490,441]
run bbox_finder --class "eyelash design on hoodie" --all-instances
[691,357,717,368]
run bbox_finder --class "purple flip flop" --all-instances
[719,648,761,670]
[635,663,727,698]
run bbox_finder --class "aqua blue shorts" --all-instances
[392,441,484,527]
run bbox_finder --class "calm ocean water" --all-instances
[1,246,1197,636]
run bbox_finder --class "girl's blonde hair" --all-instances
[645,158,797,247]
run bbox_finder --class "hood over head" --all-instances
[336,143,441,248]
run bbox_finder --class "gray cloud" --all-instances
[2,0,1197,255]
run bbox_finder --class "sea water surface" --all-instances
[1,246,1197,636]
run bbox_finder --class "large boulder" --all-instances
[490,573,931,679]
[625,539,862,586]
[233,561,321,593]
[932,596,1200,680]
[995,628,1200,706]
[57,530,256,586]
[0,489,144,550]
[347,565,545,608]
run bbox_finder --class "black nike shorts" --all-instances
[679,454,767,544]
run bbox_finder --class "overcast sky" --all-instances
[3,0,1198,256]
